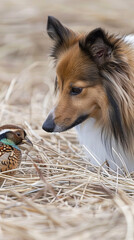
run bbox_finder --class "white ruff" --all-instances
[124,34,134,45]
[75,118,134,173]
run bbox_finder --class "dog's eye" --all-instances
[70,87,83,96]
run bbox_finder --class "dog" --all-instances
[42,16,134,173]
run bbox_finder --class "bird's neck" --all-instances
[0,138,20,150]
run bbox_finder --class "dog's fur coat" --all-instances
[43,16,134,173]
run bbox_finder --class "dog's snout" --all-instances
[42,113,56,132]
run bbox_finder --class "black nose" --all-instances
[42,113,56,132]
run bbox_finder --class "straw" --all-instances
[0,0,134,239]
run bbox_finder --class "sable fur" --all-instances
[43,16,134,172]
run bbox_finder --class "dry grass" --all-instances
[0,0,134,239]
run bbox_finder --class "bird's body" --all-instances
[0,142,21,173]
[0,125,32,179]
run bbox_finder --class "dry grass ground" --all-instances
[0,0,134,239]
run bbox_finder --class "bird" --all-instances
[0,124,33,180]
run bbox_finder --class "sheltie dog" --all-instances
[42,16,134,173]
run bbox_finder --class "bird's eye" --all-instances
[70,87,83,96]
[16,132,21,137]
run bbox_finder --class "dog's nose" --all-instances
[42,113,56,132]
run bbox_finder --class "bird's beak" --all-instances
[22,136,33,146]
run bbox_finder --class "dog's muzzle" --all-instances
[42,111,89,133]
[42,113,56,132]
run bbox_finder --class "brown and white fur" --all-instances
[42,16,134,173]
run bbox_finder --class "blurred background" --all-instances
[0,0,134,129]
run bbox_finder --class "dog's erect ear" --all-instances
[47,16,75,59]
[47,16,70,43]
[79,28,113,66]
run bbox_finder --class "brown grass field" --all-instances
[0,0,134,239]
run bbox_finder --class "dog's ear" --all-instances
[47,16,75,59]
[47,16,70,43]
[79,28,113,66]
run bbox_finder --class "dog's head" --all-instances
[42,16,132,146]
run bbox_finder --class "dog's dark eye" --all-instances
[70,87,83,96]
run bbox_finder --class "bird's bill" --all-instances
[22,136,33,146]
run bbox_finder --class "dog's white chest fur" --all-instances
[124,34,134,45]
[75,118,134,173]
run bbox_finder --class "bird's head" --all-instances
[0,125,33,149]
